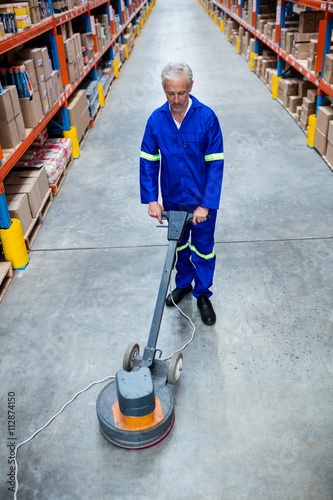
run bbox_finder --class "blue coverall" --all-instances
[140,94,224,298]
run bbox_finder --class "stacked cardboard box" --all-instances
[19,46,57,115]
[0,85,26,149]
[4,165,50,234]
[66,90,90,142]
[323,53,333,84]
[325,121,333,165]
[314,106,333,156]
[64,33,84,84]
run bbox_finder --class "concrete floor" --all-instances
[1,0,333,498]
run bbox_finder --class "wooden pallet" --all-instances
[24,189,53,250]
[0,261,13,303]
[49,156,73,196]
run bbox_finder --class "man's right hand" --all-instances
[148,201,164,224]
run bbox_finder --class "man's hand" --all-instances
[148,201,164,224]
[193,206,209,225]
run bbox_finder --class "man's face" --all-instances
[163,73,193,114]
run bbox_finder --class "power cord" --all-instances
[14,375,115,500]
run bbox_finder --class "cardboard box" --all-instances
[20,47,43,68]
[299,12,316,33]
[6,193,32,234]
[323,53,333,84]
[326,140,333,165]
[314,127,327,156]
[4,86,21,117]
[0,119,20,148]
[50,70,62,102]
[19,96,39,128]
[64,37,75,63]
[14,167,49,200]
[35,65,46,85]
[316,106,333,135]
[67,59,79,84]
[0,88,15,123]
[41,47,52,80]
[288,95,302,113]
[46,78,55,108]
[5,177,42,217]
[328,120,333,145]
[15,113,26,142]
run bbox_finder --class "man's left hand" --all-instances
[193,206,209,225]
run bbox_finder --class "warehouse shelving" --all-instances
[209,0,333,98]
[0,0,154,194]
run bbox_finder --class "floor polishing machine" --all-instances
[96,211,193,449]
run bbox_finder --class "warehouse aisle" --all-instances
[1,0,333,498]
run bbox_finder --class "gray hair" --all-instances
[161,62,193,87]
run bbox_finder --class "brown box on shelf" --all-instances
[302,97,316,114]
[45,79,55,109]
[67,89,90,141]
[315,11,325,31]
[38,82,50,115]
[5,177,41,217]
[298,80,315,98]
[288,96,302,113]
[64,37,76,63]
[35,65,46,85]
[285,32,295,53]
[20,47,43,68]
[6,193,32,234]
[30,6,41,24]
[67,59,79,84]
[327,120,333,145]
[41,47,52,80]
[15,167,49,200]
[316,106,333,134]
[299,12,316,33]
[294,32,318,43]
[323,53,333,84]
[19,95,40,128]
[0,119,20,148]
[73,33,81,55]
[307,88,317,102]
[51,70,63,101]
[4,86,21,117]
[314,127,327,156]
[0,88,15,123]
[326,140,333,165]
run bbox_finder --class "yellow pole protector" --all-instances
[0,219,29,269]
[271,75,281,99]
[307,114,316,148]
[113,58,119,78]
[64,126,80,159]
[98,83,105,107]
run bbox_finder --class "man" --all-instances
[140,62,224,326]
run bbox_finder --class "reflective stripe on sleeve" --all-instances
[204,153,224,162]
[140,151,160,161]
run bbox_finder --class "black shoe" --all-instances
[197,295,216,326]
[166,285,193,307]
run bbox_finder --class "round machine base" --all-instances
[96,380,175,450]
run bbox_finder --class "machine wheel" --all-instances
[123,343,140,371]
[167,352,183,385]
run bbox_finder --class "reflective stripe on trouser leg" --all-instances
[175,242,196,289]
[189,210,217,298]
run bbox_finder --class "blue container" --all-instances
[0,193,11,229]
